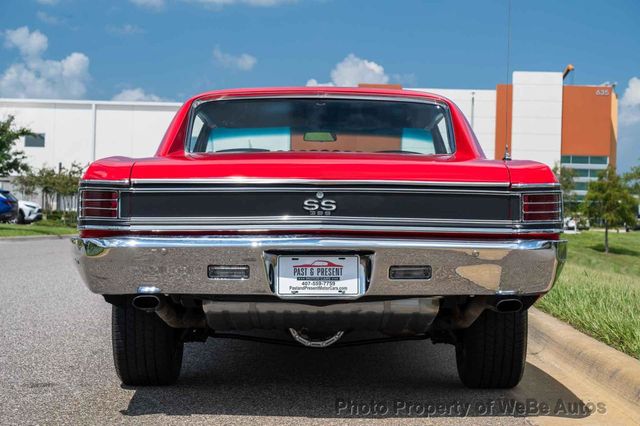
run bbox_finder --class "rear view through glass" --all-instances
[188,98,454,155]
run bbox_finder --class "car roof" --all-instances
[188,86,452,105]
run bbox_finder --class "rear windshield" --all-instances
[187,98,454,155]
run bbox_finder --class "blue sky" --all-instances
[0,0,639,170]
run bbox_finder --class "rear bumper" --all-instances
[71,236,566,297]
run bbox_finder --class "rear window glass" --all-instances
[187,98,454,155]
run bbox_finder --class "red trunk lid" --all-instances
[129,153,511,184]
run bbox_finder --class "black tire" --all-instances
[16,210,25,224]
[455,308,527,389]
[112,302,184,386]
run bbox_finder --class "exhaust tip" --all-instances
[132,295,161,312]
[495,298,523,313]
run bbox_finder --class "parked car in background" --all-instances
[0,190,19,222]
[72,86,567,389]
[563,217,577,232]
[17,200,43,224]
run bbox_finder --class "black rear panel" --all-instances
[120,190,520,221]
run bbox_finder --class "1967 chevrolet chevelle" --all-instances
[72,87,566,389]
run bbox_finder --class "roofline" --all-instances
[187,86,454,105]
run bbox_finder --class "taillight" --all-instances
[522,193,561,222]
[80,190,119,218]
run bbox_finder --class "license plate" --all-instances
[276,256,361,297]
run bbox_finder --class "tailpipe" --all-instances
[495,298,523,313]
[132,294,161,312]
[132,295,206,329]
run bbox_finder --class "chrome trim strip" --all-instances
[80,179,130,186]
[75,236,558,250]
[125,216,515,225]
[194,94,446,107]
[125,186,513,194]
[187,94,457,157]
[511,183,561,189]
[129,178,512,187]
[77,223,561,234]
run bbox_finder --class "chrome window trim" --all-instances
[185,94,457,155]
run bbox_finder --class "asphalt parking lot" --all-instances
[0,238,637,425]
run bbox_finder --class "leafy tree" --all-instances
[583,166,638,253]
[0,115,32,176]
[13,162,84,221]
[552,164,577,216]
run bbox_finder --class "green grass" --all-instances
[536,231,640,359]
[0,221,77,237]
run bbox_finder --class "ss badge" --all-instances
[303,192,336,215]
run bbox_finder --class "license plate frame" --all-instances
[275,255,362,298]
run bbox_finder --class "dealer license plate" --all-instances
[276,256,361,297]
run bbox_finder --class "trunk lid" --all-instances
[129,152,510,185]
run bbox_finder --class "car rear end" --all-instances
[72,88,566,388]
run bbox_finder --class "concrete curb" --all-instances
[0,234,76,242]
[529,307,640,405]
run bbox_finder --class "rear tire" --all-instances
[112,302,184,386]
[16,210,25,224]
[455,308,527,389]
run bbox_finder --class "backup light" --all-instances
[389,265,432,280]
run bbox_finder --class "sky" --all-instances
[0,0,638,171]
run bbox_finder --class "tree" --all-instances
[583,166,638,253]
[552,164,577,216]
[0,115,32,176]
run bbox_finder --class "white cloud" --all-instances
[129,0,165,11]
[213,47,256,71]
[107,24,145,35]
[112,88,164,102]
[305,78,334,87]
[36,11,63,25]
[0,26,90,99]
[307,54,390,87]
[620,77,640,126]
[4,27,48,58]
[36,0,59,5]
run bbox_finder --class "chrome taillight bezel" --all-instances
[78,189,120,219]
[520,192,563,223]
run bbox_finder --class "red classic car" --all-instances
[72,87,566,389]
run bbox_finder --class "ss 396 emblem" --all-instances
[303,192,336,215]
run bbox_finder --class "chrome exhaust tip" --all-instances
[495,298,523,313]
[132,295,162,312]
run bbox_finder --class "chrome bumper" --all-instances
[71,236,566,297]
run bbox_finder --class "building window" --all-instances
[590,156,608,165]
[573,169,589,177]
[561,155,571,164]
[24,133,45,147]
[575,182,588,191]
[572,156,589,164]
